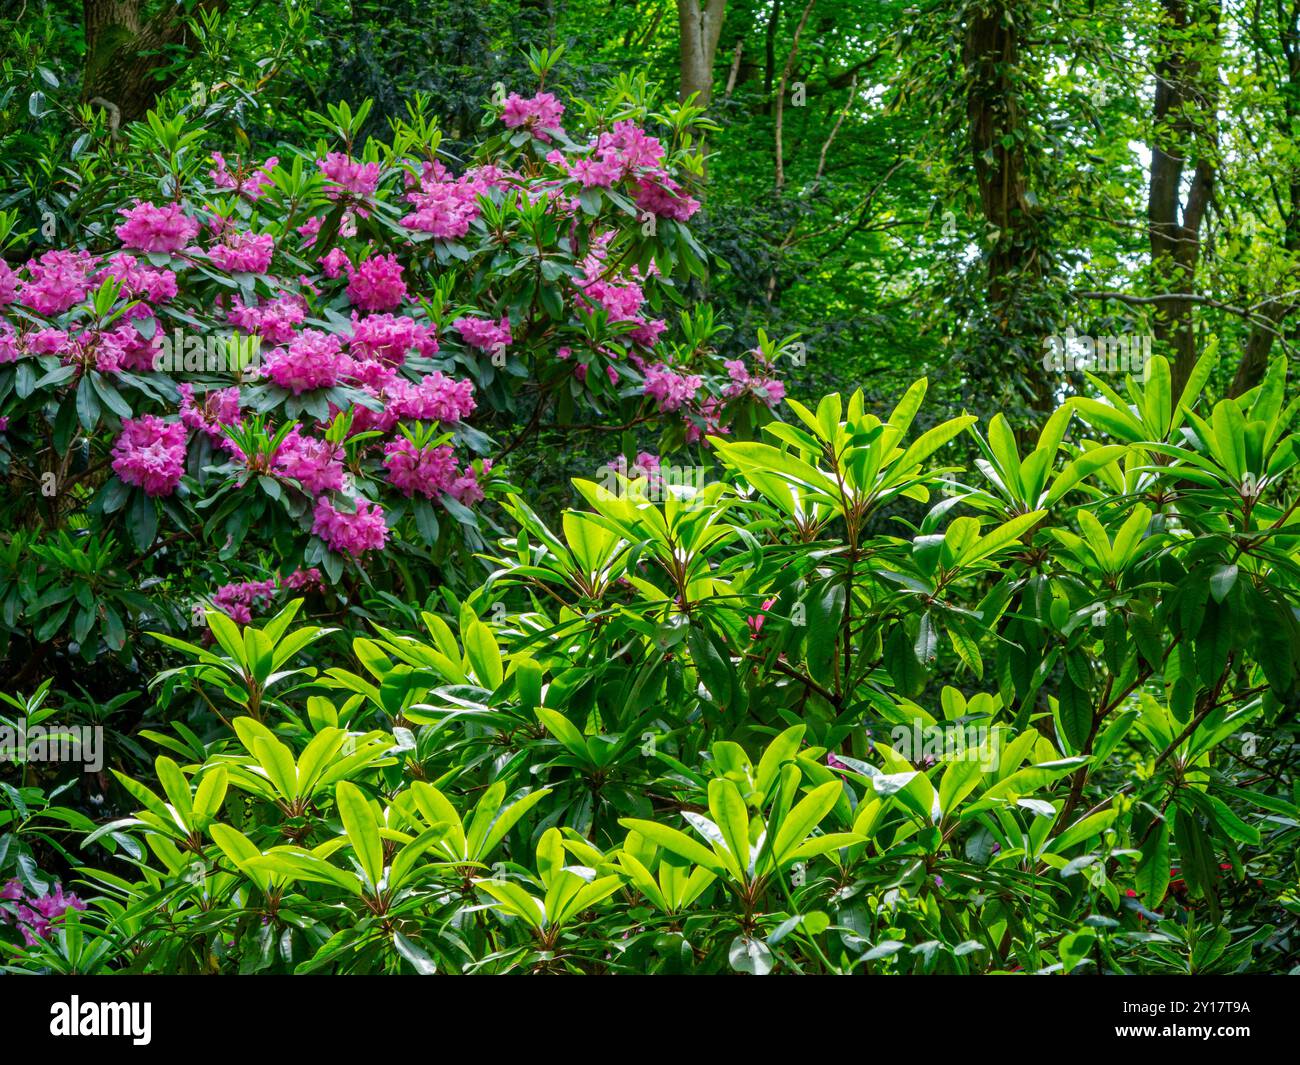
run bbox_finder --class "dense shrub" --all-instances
[4,356,1297,973]
[0,76,791,690]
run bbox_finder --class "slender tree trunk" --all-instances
[677,0,728,105]
[1147,0,1220,399]
[963,0,1053,419]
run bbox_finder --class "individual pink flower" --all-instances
[111,415,187,497]
[345,254,407,312]
[747,597,777,639]
[115,200,199,253]
[312,496,389,556]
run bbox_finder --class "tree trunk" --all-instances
[677,0,728,105]
[1230,0,1300,396]
[81,0,229,124]
[1147,0,1220,399]
[963,0,1053,420]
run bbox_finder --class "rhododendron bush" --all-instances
[0,82,789,666]
[4,362,1299,975]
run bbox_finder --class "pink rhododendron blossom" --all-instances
[449,459,491,505]
[273,427,346,492]
[263,329,351,393]
[1,879,86,947]
[111,415,187,496]
[210,153,278,199]
[211,567,323,623]
[212,578,277,624]
[643,363,702,412]
[345,254,407,311]
[179,384,242,442]
[501,92,565,140]
[635,175,700,221]
[320,247,351,279]
[607,451,663,492]
[318,153,381,199]
[99,254,178,304]
[312,496,389,556]
[226,293,306,345]
[0,322,18,364]
[454,315,511,352]
[19,249,96,315]
[0,260,20,306]
[115,200,199,253]
[208,231,275,275]
[385,372,476,423]
[724,357,786,407]
[399,160,490,238]
[349,312,438,365]
[382,438,459,498]
[281,567,323,591]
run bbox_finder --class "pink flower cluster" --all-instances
[607,451,664,491]
[349,312,438,364]
[115,200,199,254]
[318,153,381,199]
[226,293,306,344]
[643,363,703,412]
[111,415,187,496]
[179,384,242,442]
[264,329,351,394]
[502,91,566,140]
[208,231,275,275]
[454,315,512,352]
[400,161,496,239]
[384,372,476,424]
[382,438,459,498]
[312,496,389,556]
[210,153,279,200]
[211,567,324,623]
[345,254,407,312]
[272,427,346,492]
[18,249,96,315]
[2,879,86,947]
[724,357,786,407]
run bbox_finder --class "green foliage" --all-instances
[6,363,1298,973]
